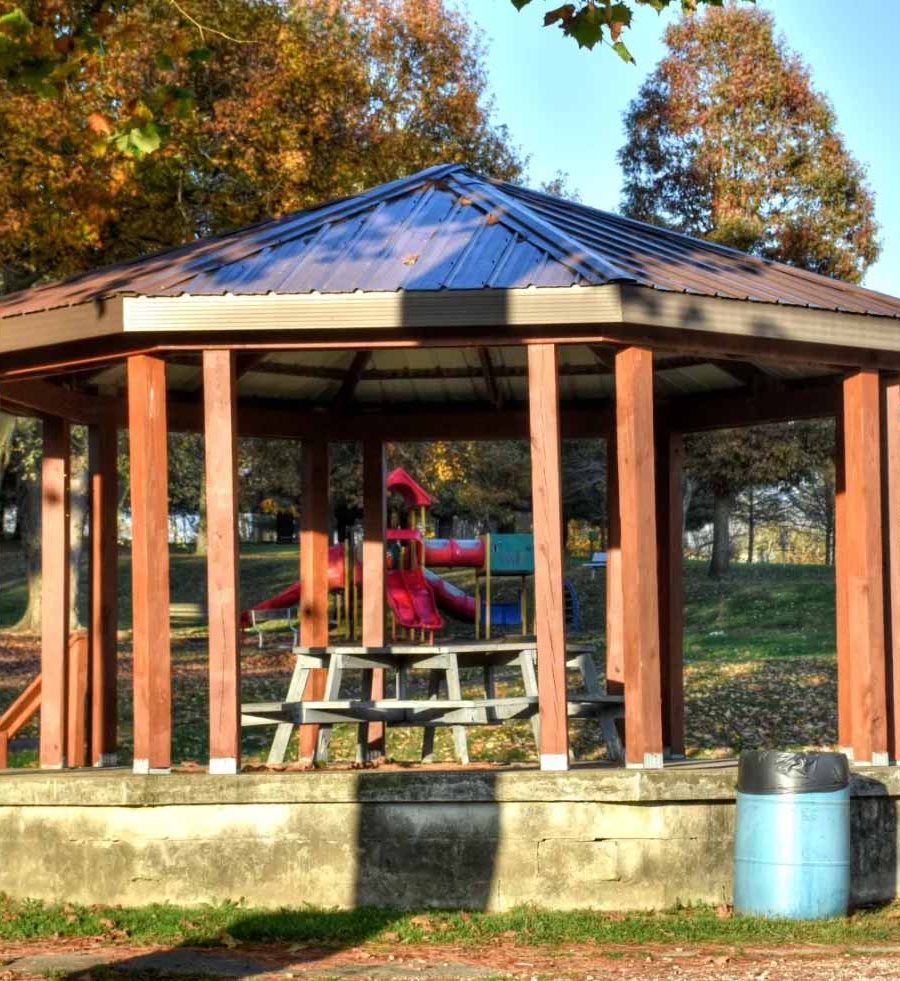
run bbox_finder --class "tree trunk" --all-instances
[195,478,208,556]
[68,451,89,627]
[0,413,14,487]
[15,475,42,631]
[746,487,755,564]
[709,492,732,579]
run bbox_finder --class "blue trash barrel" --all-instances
[733,750,850,919]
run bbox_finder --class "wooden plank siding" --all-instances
[656,428,685,757]
[127,355,172,773]
[298,437,330,761]
[841,371,888,764]
[88,418,119,766]
[203,350,242,773]
[39,415,71,768]
[362,436,387,757]
[882,375,900,761]
[605,429,624,696]
[615,347,664,768]
[527,344,570,770]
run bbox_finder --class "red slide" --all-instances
[424,569,476,622]
[240,544,352,626]
[386,569,444,630]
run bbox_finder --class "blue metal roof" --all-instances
[3,162,899,320]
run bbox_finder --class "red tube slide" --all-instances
[423,569,476,621]
[424,538,486,569]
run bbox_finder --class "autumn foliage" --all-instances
[619,5,880,282]
[0,0,521,293]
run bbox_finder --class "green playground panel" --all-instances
[489,533,534,575]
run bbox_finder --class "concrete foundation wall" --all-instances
[0,766,895,911]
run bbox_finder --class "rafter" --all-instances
[334,351,372,410]
[478,347,503,410]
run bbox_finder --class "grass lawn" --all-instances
[0,894,896,948]
[0,544,838,766]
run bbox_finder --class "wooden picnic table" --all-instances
[241,639,624,766]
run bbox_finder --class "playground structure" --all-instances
[241,467,535,644]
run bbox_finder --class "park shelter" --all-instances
[2,162,900,774]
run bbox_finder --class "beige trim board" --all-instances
[122,286,625,334]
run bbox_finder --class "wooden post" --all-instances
[40,415,70,769]
[616,347,664,768]
[88,417,118,766]
[834,403,851,753]
[127,355,172,774]
[362,435,386,757]
[605,427,624,696]
[298,437,330,761]
[527,343,569,771]
[842,370,888,764]
[882,375,900,761]
[656,428,685,757]
[66,630,90,767]
[203,350,242,774]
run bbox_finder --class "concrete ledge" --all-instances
[0,764,896,911]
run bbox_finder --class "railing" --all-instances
[0,630,89,769]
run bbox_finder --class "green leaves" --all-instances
[510,0,754,57]
[113,121,167,158]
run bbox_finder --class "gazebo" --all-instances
[2,162,899,776]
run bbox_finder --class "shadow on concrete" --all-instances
[85,768,501,977]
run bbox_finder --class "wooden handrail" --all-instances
[0,629,90,770]
[0,674,42,769]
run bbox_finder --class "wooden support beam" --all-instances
[88,417,119,766]
[362,436,387,758]
[616,346,664,768]
[478,348,504,409]
[841,370,888,764]
[66,630,90,768]
[298,437,330,761]
[0,379,113,424]
[527,343,569,771]
[40,415,71,769]
[590,344,618,372]
[235,352,268,380]
[882,375,900,762]
[666,381,839,432]
[127,354,172,773]
[656,428,685,757]
[203,350,242,774]
[334,351,371,410]
[834,402,851,752]
[604,429,624,696]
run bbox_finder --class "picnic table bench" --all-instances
[241,639,624,765]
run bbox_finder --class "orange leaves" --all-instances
[86,112,111,136]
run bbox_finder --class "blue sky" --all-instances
[463,0,899,296]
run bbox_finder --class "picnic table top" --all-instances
[291,639,596,657]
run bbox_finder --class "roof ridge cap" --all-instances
[452,172,636,285]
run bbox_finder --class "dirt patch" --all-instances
[2,939,900,980]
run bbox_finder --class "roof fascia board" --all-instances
[122,286,625,333]
[620,284,900,355]
[0,296,125,357]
